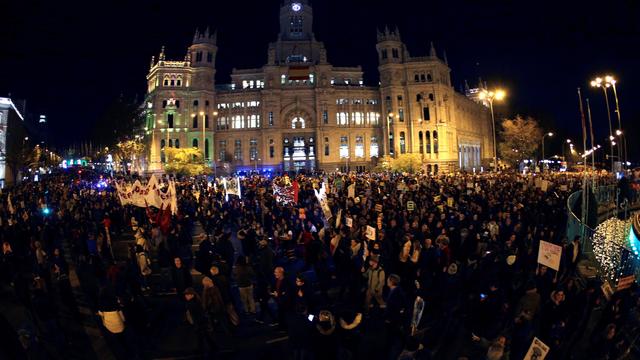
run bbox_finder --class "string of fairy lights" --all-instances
[593,217,638,285]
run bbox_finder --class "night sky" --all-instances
[1,0,638,160]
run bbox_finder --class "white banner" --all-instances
[348,183,356,199]
[537,240,562,271]
[115,175,177,214]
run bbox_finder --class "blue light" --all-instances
[42,207,51,215]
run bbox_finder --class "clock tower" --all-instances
[279,0,314,41]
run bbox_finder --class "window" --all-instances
[205,100,209,107]
[167,114,174,128]
[192,115,198,128]
[207,52,213,63]
[426,131,431,153]
[217,116,229,130]
[234,140,242,160]
[248,115,260,128]
[427,73,433,82]
[292,117,305,129]
[175,100,180,108]
[420,74,426,82]
[250,139,258,161]
[392,48,399,58]
[366,99,378,105]
[353,112,364,125]
[281,74,286,84]
[389,132,394,156]
[370,136,379,157]
[337,112,348,126]
[196,51,203,62]
[205,139,210,160]
[175,139,180,148]
[324,137,330,156]
[269,139,274,158]
[423,106,430,121]
[176,79,182,86]
[419,131,424,154]
[162,100,167,108]
[352,99,362,105]
[232,115,244,129]
[428,93,434,101]
[355,136,364,158]
[397,95,403,107]
[322,110,328,124]
[381,49,388,59]
[433,131,439,153]
[160,140,166,162]
[340,136,349,158]
[367,112,380,125]
[268,112,274,126]
[193,100,199,107]
[193,138,198,148]
[417,94,423,102]
[400,132,406,154]
[218,140,226,161]
[336,98,349,105]
[385,96,392,111]
[398,108,404,122]
[290,15,304,35]
[205,115,209,128]
[169,139,174,148]
[164,79,169,86]
[414,74,419,82]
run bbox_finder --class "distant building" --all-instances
[143,0,493,174]
[0,97,28,187]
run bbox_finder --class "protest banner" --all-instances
[524,337,549,360]
[537,240,562,271]
[407,201,415,211]
[347,183,355,199]
[366,225,376,240]
[115,175,178,215]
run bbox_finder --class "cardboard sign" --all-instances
[617,275,636,291]
[347,184,356,199]
[524,337,549,360]
[601,281,614,300]
[375,204,383,212]
[346,217,353,228]
[407,201,415,211]
[366,225,376,240]
[447,198,454,207]
[537,240,562,271]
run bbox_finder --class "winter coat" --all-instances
[364,266,386,293]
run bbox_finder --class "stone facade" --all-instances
[143,0,493,174]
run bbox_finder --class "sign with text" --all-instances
[537,240,562,271]
[617,275,636,291]
[366,225,376,240]
[524,337,549,360]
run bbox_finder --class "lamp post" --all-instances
[564,139,571,166]
[605,76,626,168]
[590,77,615,173]
[541,132,553,171]
[212,111,218,177]
[477,88,506,172]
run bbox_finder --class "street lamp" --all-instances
[564,139,572,165]
[541,132,553,171]
[605,76,626,168]
[478,88,506,172]
[590,76,615,172]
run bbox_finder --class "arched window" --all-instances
[427,73,433,82]
[399,132,406,154]
[167,114,174,128]
[205,139,209,160]
[416,94,423,102]
[426,131,431,153]
[434,164,438,174]
[420,74,426,82]
[162,100,167,108]
[175,139,180,148]
[175,100,180,108]
[193,100,199,107]
[433,130,439,153]
[414,74,419,82]
[169,139,173,148]
[192,139,198,148]
[292,117,305,129]
[418,131,424,154]
[192,116,198,128]
[428,93,434,101]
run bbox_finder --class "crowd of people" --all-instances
[1,169,639,360]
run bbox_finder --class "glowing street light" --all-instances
[478,88,507,172]
[591,75,616,172]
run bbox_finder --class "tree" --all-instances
[499,116,543,167]
[375,154,424,173]
[164,147,211,177]
[92,96,145,149]
[114,140,145,173]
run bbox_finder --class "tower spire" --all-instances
[204,26,210,38]
[429,41,437,58]
[159,46,165,61]
[193,28,199,43]
[443,50,448,65]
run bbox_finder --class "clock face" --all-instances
[291,3,302,11]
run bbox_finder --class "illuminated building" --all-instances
[0,97,27,187]
[144,0,493,173]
